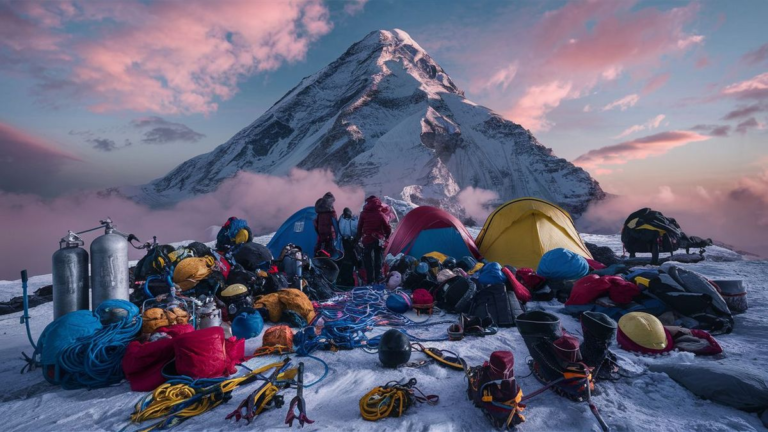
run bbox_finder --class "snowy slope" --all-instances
[0,234,766,431]
[122,29,604,216]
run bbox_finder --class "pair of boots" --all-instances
[517,311,617,400]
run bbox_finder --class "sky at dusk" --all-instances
[0,0,767,277]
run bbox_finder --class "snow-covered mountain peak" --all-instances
[124,30,604,216]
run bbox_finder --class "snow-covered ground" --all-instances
[0,233,766,431]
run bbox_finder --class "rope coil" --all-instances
[359,378,438,422]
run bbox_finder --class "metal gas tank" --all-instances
[90,229,129,310]
[52,233,90,319]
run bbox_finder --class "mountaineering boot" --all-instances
[516,311,594,401]
[580,312,619,381]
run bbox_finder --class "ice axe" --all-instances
[285,362,314,427]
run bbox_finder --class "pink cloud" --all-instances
[602,94,640,111]
[642,72,671,94]
[742,43,768,65]
[722,72,768,100]
[574,130,710,169]
[614,114,665,139]
[0,169,364,280]
[0,0,333,114]
[457,186,499,222]
[0,121,82,195]
[343,0,369,16]
[695,56,710,69]
[505,81,573,131]
[425,1,703,131]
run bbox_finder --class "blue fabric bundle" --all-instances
[231,308,264,339]
[537,248,589,280]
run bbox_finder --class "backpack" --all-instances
[466,351,525,429]
[621,208,682,258]
[470,283,516,328]
[216,217,252,252]
[437,276,477,313]
[233,242,273,272]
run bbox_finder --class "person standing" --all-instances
[337,208,360,286]
[356,196,392,284]
[314,192,337,256]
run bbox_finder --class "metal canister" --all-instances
[198,301,222,329]
[90,224,129,310]
[52,232,89,319]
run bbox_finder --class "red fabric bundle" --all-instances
[608,277,641,304]
[412,288,434,306]
[174,326,244,379]
[566,275,610,305]
[502,266,531,303]
[121,324,194,391]
[586,259,607,270]
[516,268,545,291]
[566,275,641,305]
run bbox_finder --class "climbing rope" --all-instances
[56,300,141,389]
[359,378,438,421]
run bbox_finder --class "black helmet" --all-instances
[394,255,418,275]
[457,256,478,272]
[378,329,411,368]
[442,256,457,270]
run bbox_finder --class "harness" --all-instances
[359,378,438,421]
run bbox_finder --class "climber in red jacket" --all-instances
[356,195,392,284]
[314,192,338,256]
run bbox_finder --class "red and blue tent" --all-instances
[384,206,482,259]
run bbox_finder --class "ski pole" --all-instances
[20,269,37,350]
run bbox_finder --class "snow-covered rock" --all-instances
[124,29,604,216]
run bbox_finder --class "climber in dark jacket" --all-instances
[314,192,338,256]
[356,195,392,284]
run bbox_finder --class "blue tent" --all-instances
[267,207,342,258]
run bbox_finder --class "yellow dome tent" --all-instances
[475,197,593,269]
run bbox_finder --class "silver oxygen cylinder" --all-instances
[90,222,129,310]
[52,232,90,319]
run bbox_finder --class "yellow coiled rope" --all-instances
[359,378,438,422]
[130,361,285,431]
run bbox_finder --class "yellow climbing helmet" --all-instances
[617,312,671,352]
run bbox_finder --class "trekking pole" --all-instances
[20,270,36,350]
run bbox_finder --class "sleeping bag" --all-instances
[122,324,194,391]
[649,363,768,414]
[537,248,589,280]
[652,263,734,334]
[173,326,244,379]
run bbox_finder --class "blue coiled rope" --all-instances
[294,286,453,356]
[56,300,142,389]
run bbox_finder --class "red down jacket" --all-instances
[566,275,641,306]
[356,196,392,245]
[122,324,194,391]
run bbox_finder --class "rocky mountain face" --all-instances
[125,29,604,216]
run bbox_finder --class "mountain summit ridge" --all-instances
[126,29,604,215]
